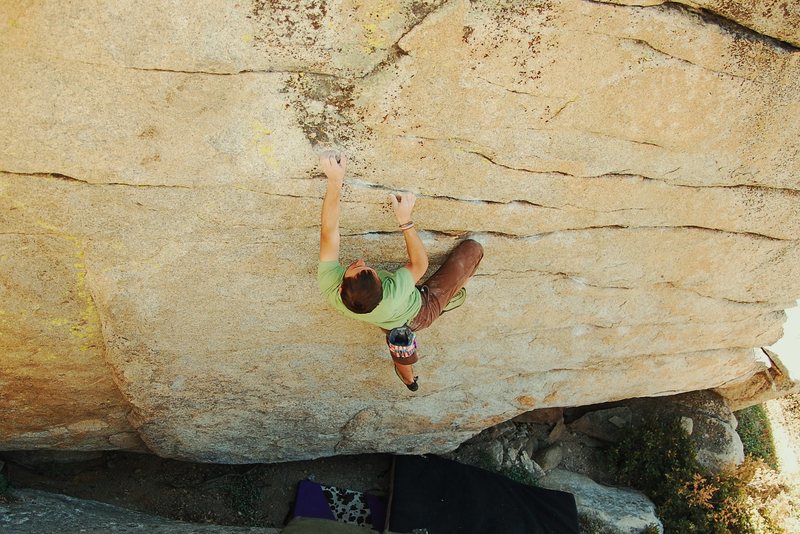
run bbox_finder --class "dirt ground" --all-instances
[766,393,800,473]
[762,393,800,532]
[1,451,392,528]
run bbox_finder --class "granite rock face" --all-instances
[1,1,798,462]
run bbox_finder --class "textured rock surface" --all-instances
[1,0,799,462]
[0,489,277,533]
[716,347,800,410]
[538,469,663,534]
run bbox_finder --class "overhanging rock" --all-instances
[1,0,798,462]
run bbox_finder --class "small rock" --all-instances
[505,445,518,465]
[484,421,515,441]
[547,419,567,444]
[534,444,563,472]
[447,439,505,471]
[485,441,504,469]
[608,415,628,428]
[569,407,632,442]
[506,436,527,456]
[524,436,537,459]
[518,451,546,479]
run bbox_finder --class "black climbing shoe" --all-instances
[406,376,419,392]
[395,366,419,392]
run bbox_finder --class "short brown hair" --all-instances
[341,270,382,313]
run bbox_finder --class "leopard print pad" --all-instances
[321,484,374,528]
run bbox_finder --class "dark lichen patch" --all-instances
[248,0,329,50]
[462,25,474,43]
[284,73,367,147]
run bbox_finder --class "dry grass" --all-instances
[752,394,800,533]
[744,461,800,533]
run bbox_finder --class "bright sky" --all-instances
[767,300,800,380]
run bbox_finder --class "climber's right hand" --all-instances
[319,150,346,187]
[390,191,416,225]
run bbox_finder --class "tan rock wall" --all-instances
[1,0,798,462]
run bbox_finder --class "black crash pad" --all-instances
[388,455,579,534]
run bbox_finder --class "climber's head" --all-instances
[340,259,382,314]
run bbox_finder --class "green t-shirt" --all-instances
[318,260,422,330]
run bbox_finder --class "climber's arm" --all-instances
[319,153,347,262]
[391,192,428,283]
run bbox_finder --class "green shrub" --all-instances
[735,405,778,469]
[608,413,759,533]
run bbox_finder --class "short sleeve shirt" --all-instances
[318,261,422,330]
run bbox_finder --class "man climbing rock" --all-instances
[317,151,484,391]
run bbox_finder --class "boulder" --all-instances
[1,0,798,462]
[538,469,663,534]
[628,391,745,471]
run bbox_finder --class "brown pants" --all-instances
[408,239,484,332]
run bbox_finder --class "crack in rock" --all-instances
[601,32,758,82]
[0,170,195,189]
[452,148,800,193]
[124,65,344,78]
[5,171,795,242]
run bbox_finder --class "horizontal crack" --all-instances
[6,173,795,240]
[450,149,800,194]
[339,219,792,242]
[655,281,772,306]
[124,65,345,79]
[347,177,564,211]
[0,171,321,200]
[0,170,194,189]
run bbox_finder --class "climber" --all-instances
[317,150,484,392]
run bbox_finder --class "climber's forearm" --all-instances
[319,181,341,261]
[402,226,428,282]
[321,181,341,233]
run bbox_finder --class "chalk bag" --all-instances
[386,325,417,363]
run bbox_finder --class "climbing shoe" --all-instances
[395,365,419,392]
[442,287,467,313]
